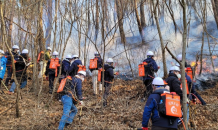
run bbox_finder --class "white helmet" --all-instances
[0,49,4,55]
[12,45,19,49]
[94,52,99,55]
[72,54,79,58]
[170,66,180,72]
[177,54,182,61]
[152,77,164,86]
[78,71,86,76]
[175,63,180,67]
[147,51,154,56]
[52,51,59,56]
[66,54,72,59]
[106,58,113,63]
[47,47,52,51]
[22,49,28,54]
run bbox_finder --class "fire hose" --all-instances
[179,117,186,130]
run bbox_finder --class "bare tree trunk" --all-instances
[211,0,218,29]
[7,0,15,48]
[199,32,204,75]
[200,0,207,75]
[84,0,90,66]
[45,0,52,47]
[101,0,105,41]
[116,0,126,44]
[140,0,146,28]
[153,0,168,78]
[181,0,188,128]
[0,0,20,117]
[38,0,45,52]
[77,20,82,57]
[133,0,146,44]
[24,24,29,48]
[94,0,99,41]
[53,0,59,50]
[116,0,134,77]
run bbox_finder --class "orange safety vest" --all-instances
[180,79,189,95]
[138,62,148,77]
[89,58,98,69]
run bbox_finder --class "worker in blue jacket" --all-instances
[175,63,206,105]
[142,51,158,100]
[103,58,115,107]
[68,55,82,77]
[142,77,178,130]
[8,49,30,94]
[60,54,72,80]
[0,50,7,90]
[58,71,86,130]
[5,45,19,86]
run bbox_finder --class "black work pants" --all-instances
[49,74,55,90]
[5,66,12,85]
[103,82,112,101]
[143,79,153,98]
[152,126,177,130]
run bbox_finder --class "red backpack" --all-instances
[57,76,72,93]
[158,92,182,118]
[89,58,98,69]
[77,65,86,73]
[49,58,60,76]
[138,62,148,77]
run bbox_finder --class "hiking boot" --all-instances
[7,91,14,95]
[141,98,146,102]
[103,101,107,107]
[49,89,53,94]
[65,123,70,127]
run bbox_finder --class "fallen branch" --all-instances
[1,80,9,91]
[0,103,16,115]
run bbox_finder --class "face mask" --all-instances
[17,50,20,53]
[81,77,84,82]
[176,73,181,79]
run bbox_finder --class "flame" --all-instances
[212,56,217,59]
[191,62,196,67]
[215,68,218,72]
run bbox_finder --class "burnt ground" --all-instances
[0,78,218,130]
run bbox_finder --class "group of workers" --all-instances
[0,45,207,130]
[141,51,206,130]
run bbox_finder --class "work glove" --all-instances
[158,66,160,69]
[142,127,148,130]
[79,101,85,106]
[192,99,197,104]
[114,72,119,75]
